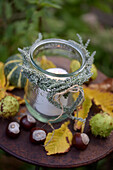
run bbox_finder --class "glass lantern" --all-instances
[18,34,95,123]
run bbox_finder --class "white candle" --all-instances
[34,68,68,116]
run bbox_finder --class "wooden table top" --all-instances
[0,69,113,168]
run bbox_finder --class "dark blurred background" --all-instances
[0,0,113,169]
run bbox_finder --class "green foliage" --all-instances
[0,0,113,77]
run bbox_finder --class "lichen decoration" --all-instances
[18,33,96,122]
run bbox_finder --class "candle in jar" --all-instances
[34,68,68,116]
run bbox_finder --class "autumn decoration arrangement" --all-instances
[0,55,113,156]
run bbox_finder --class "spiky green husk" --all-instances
[0,96,19,118]
[89,113,113,137]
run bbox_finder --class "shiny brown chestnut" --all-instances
[6,122,20,138]
[20,115,36,130]
[72,132,90,150]
[30,127,47,144]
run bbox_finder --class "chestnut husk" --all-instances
[30,127,47,144]
[20,115,36,130]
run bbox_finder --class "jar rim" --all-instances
[29,38,86,78]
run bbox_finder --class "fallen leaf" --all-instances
[89,78,113,92]
[0,62,6,88]
[16,107,27,121]
[0,88,6,101]
[44,121,73,155]
[84,86,113,117]
[0,62,8,100]
[73,92,92,132]
[6,85,15,91]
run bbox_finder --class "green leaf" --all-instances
[14,0,26,11]
[94,2,112,13]
[25,0,38,4]
[40,2,61,9]
[0,0,4,16]
[5,2,12,19]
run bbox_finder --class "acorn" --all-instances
[6,122,20,138]
[20,115,36,130]
[72,132,90,150]
[30,127,47,144]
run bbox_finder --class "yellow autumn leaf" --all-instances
[44,121,73,155]
[40,56,56,70]
[0,62,6,88]
[73,92,92,132]
[6,85,15,91]
[0,62,7,100]
[0,89,6,101]
[84,86,113,117]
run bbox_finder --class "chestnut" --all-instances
[72,132,90,150]
[6,122,20,138]
[20,115,36,130]
[30,127,47,144]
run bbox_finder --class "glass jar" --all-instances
[19,36,93,123]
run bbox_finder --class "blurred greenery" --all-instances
[0,0,113,169]
[0,0,113,77]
